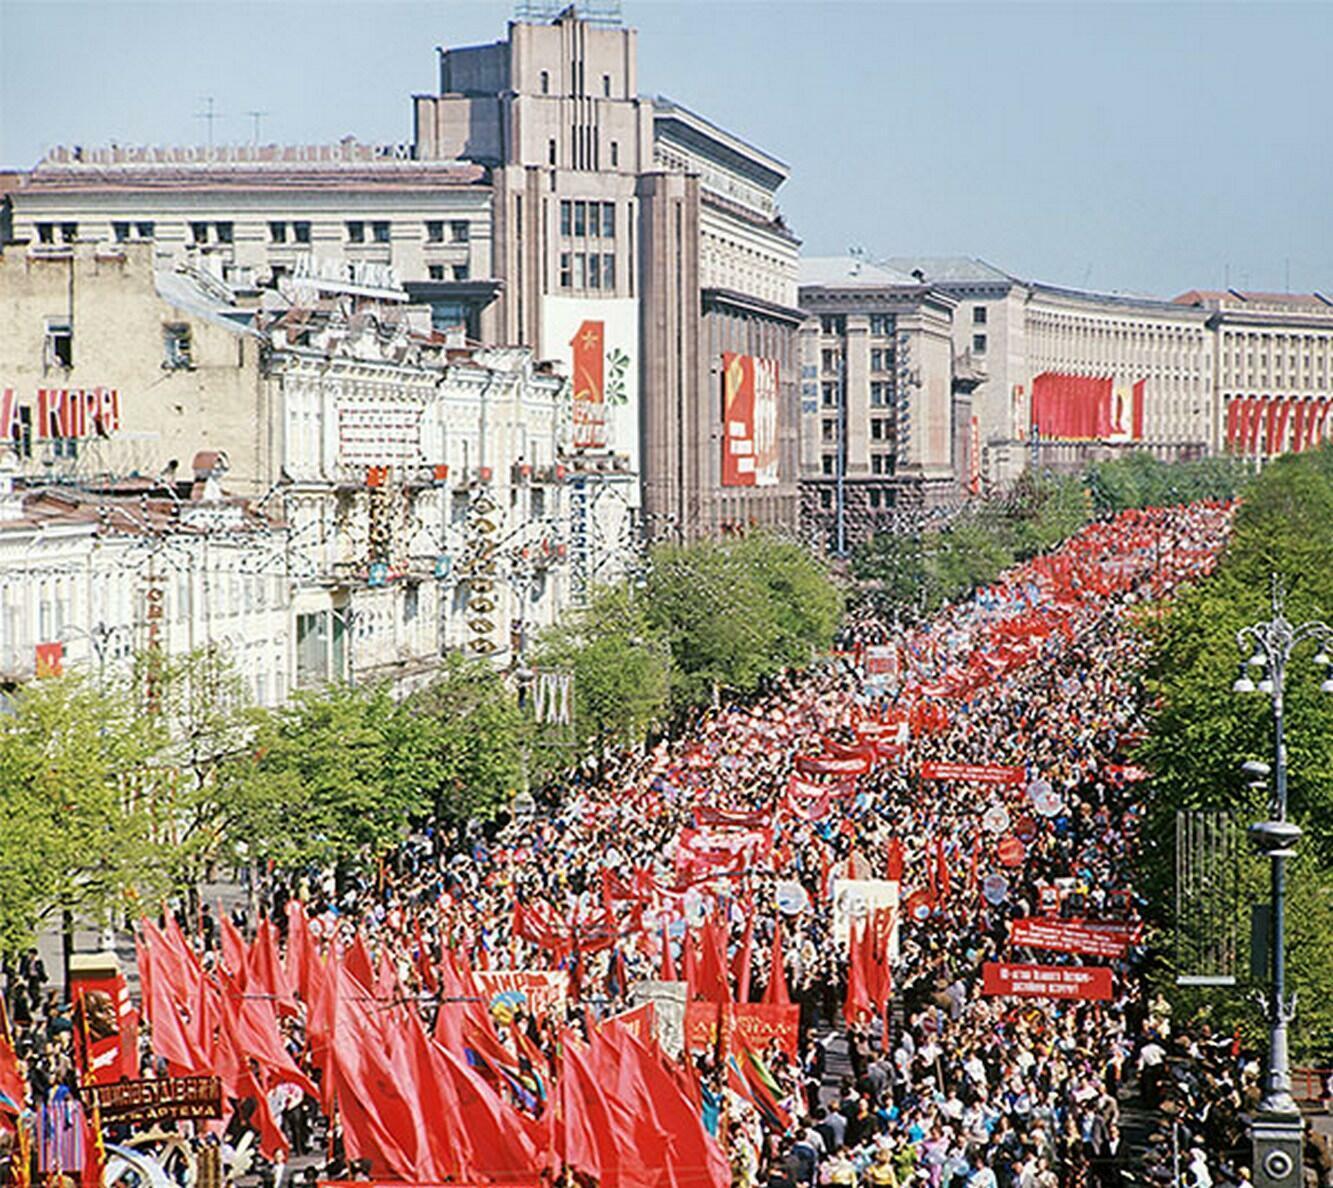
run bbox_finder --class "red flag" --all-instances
[885,836,904,882]
[345,932,375,990]
[732,914,755,1005]
[935,837,951,902]
[218,910,247,985]
[660,922,678,982]
[843,923,871,1025]
[762,922,789,1006]
[0,1001,25,1116]
[695,919,731,1004]
[248,916,298,1016]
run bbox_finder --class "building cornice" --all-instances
[701,287,805,326]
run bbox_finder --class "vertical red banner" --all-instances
[722,352,757,487]
[570,320,606,450]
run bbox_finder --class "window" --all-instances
[868,489,882,510]
[531,486,546,520]
[425,220,444,242]
[295,611,329,686]
[587,202,600,237]
[215,221,234,244]
[548,139,557,166]
[821,383,836,407]
[869,313,894,336]
[871,349,884,372]
[45,320,73,368]
[822,349,838,373]
[973,306,987,325]
[602,202,615,237]
[972,334,987,353]
[293,221,311,244]
[821,455,835,476]
[60,223,78,243]
[870,382,888,407]
[428,264,446,280]
[560,252,572,289]
[190,222,208,244]
[450,220,470,243]
[163,323,193,369]
[540,70,550,94]
[452,263,470,281]
[871,454,885,475]
[573,202,586,236]
[572,252,586,289]
[136,222,155,239]
[372,221,390,243]
[601,253,615,290]
[820,490,833,510]
[821,419,835,443]
[36,223,54,244]
[871,419,884,441]
[602,73,611,97]
[560,200,571,236]
[113,222,130,243]
[588,253,600,289]
[403,585,419,624]
[269,221,287,243]
[820,315,846,335]
[610,141,619,168]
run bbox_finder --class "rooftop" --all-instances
[880,256,1014,285]
[799,256,919,289]
[652,96,789,190]
[1174,289,1333,312]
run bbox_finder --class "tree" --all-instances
[397,653,527,823]
[222,682,429,867]
[1137,444,1333,1060]
[0,672,163,964]
[531,584,671,763]
[644,534,843,708]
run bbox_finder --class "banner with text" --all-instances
[981,962,1113,1001]
[920,762,1026,785]
[1009,918,1143,959]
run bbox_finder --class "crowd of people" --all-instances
[5,501,1328,1188]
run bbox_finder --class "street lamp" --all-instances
[1232,575,1333,1188]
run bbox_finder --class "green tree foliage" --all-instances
[1137,444,1333,1060]
[644,532,844,706]
[1085,451,1250,517]
[0,673,163,956]
[852,471,1091,619]
[224,682,430,867]
[397,653,527,823]
[531,584,671,759]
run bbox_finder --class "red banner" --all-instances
[919,762,1025,785]
[674,827,772,882]
[1009,918,1142,959]
[981,962,1113,1001]
[794,753,869,777]
[570,320,607,449]
[721,353,779,488]
[694,806,771,829]
[682,1003,800,1059]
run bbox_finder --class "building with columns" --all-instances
[884,258,1261,487]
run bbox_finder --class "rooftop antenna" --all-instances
[194,96,222,151]
[245,110,270,143]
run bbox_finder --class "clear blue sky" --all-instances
[3,0,1330,298]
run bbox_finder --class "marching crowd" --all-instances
[5,501,1330,1188]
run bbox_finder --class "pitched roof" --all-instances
[799,256,918,288]
[880,256,1014,284]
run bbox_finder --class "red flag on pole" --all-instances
[761,922,789,1006]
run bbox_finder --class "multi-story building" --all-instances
[0,240,628,690]
[1173,289,1333,460]
[6,6,805,542]
[413,7,804,539]
[0,460,292,706]
[7,142,498,339]
[794,257,962,549]
[875,259,1333,488]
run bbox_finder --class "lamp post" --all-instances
[1230,575,1333,1188]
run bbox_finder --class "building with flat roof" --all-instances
[413,6,804,539]
[795,256,963,550]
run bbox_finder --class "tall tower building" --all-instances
[414,4,804,539]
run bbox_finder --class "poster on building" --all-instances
[1030,373,1144,442]
[473,970,570,1023]
[830,878,899,957]
[980,961,1113,1001]
[541,297,639,486]
[721,352,780,487]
